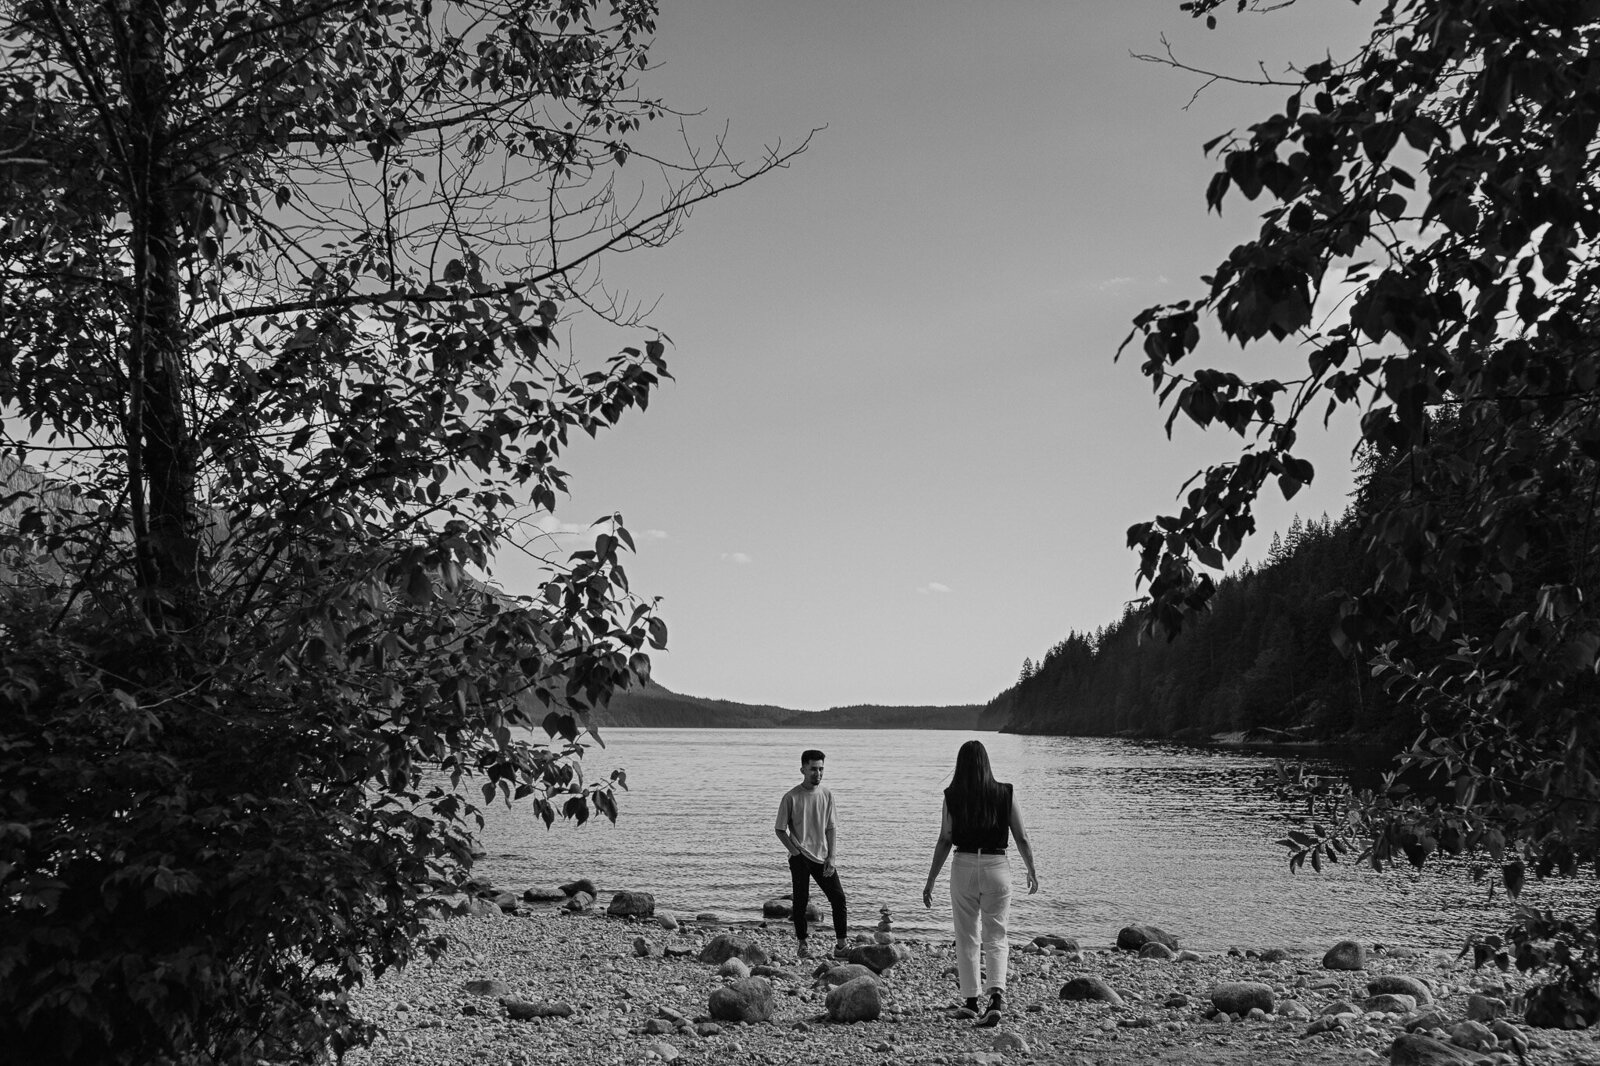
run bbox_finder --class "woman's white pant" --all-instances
[949,852,1011,998]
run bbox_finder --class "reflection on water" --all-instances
[471,729,1599,951]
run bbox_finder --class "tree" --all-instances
[0,0,803,1061]
[1124,0,1600,1023]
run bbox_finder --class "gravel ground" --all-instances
[343,902,1600,1066]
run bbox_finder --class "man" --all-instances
[774,748,848,959]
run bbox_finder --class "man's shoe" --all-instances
[797,941,812,960]
[833,937,850,958]
[977,990,1004,1027]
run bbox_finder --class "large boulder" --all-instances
[1116,923,1178,952]
[1369,975,1434,1005]
[845,942,911,974]
[698,933,769,967]
[825,975,882,1023]
[1211,982,1274,1016]
[1389,1033,1480,1065]
[1322,940,1366,970]
[606,890,656,918]
[1059,976,1124,1007]
[708,977,774,1023]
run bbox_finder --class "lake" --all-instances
[473,728,1589,951]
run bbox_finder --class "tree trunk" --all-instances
[123,0,199,629]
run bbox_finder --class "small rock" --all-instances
[992,1032,1030,1052]
[1163,993,1190,1009]
[750,965,793,979]
[1175,949,1202,963]
[1032,934,1079,951]
[1117,923,1178,952]
[657,913,679,931]
[695,912,721,922]
[1405,1009,1451,1032]
[1366,993,1418,1014]
[1322,940,1366,971]
[658,1006,687,1025]
[1389,1032,1482,1065]
[522,885,566,902]
[1369,975,1434,1005]
[1278,1000,1312,1021]
[718,958,751,979]
[825,974,882,1022]
[607,890,656,918]
[1448,1019,1497,1052]
[559,878,597,898]
[492,891,520,913]
[1465,993,1506,1022]
[1488,1019,1528,1055]
[643,1018,675,1035]
[1210,982,1274,1016]
[663,944,695,959]
[502,999,574,1021]
[633,936,660,958]
[1139,942,1175,961]
[1257,947,1292,963]
[1060,976,1124,1007]
[817,963,876,987]
[1245,1007,1270,1021]
[694,1021,722,1036]
[462,978,512,997]
[563,891,594,913]
[645,1039,680,1062]
[845,943,911,973]
[708,977,773,1023]
[698,934,769,967]
[1323,999,1361,1017]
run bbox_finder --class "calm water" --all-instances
[473,728,1596,951]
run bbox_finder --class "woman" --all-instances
[922,740,1039,1026]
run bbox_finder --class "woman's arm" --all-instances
[922,801,954,908]
[1010,798,1039,894]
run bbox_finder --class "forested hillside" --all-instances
[987,514,1409,743]
[595,683,983,730]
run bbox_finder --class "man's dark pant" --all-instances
[788,853,847,942]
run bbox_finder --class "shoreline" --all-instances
[344,898,1599,1066]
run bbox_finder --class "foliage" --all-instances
[0,0,800,1061]
[989,513,1396,740]
[1127,0,1600,1019]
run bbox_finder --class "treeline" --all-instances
[595,683,984,730]
[986,514,1410,743]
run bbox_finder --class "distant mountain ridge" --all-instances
[595,681,986,730]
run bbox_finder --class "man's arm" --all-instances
[774,793,800,856]
[823,824,837,876]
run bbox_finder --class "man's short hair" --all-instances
[801,748,826,765]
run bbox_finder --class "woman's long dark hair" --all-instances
[946,740,1008,828]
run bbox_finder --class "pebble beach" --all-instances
[342,889,1600,1066]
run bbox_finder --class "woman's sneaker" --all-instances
[977,990,1004,1027]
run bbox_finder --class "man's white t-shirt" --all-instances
[775,783,835,864]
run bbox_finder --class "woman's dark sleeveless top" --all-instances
[945,782,1013,851]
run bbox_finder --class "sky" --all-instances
[494,0,1381,711]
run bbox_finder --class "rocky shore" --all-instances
[344,886,1600,1066]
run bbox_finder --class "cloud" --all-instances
[645,529,669,540]
[1096,276,1136,293]
[917,581,951,595]
[721,551,752,565]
